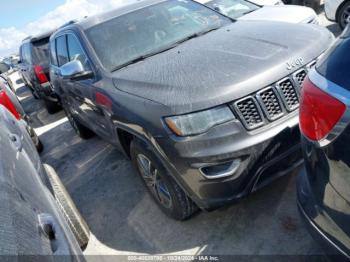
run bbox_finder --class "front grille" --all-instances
[294,70,307,87]
[256,87,284,121]
[232,63,315,130]
[234,97,264,130]
[276,78,299,112]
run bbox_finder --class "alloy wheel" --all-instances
[340,5,350,29]
[136,154,172,209]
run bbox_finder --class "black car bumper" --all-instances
[157,112,303,210]
[297,168,350,261]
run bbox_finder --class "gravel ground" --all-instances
[12,8,341,261]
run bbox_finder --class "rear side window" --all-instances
[55,35,69,66]
[21,43,31,64]
[67,34,90,70]
[31,37,50,65]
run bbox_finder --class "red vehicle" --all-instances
[0,76,43,152]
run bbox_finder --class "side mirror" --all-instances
[60,60,93,81]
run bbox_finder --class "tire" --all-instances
[305,0,320,11]
[287,0,320,10]
[63,106,94,139]
[130,139,198,221]
[36,139,44,153]
[43,164,90,250]
[44,99,61,115]
[32,89,40,100]
[337,1,350,29]
[26,123,44,153]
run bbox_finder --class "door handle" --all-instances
[9,133,22,152]
[38,213,72,255]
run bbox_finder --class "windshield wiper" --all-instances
[163,26,222,49]
[110,27,221,72]
[110,56,148,72]
[242,9,256,15]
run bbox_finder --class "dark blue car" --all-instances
[297,26,350,260]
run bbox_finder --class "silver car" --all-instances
[0,105,89,257]
[197,0,318,24]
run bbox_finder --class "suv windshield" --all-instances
[204,0,259,19]
[32,37,50,65]
[86,0,231,71]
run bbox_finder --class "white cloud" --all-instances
[0,0,134,57]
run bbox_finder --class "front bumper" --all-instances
[157,111,303,210]
[297,168,350,260]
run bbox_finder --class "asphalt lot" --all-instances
[14,9,341,261]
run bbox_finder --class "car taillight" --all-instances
[34,64,48,84]
[0,90,21,120]
[300,77,346,141]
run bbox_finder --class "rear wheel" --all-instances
[337,2,350,29]
[130,139,197,221]
[44,99,61,115]
[64,106,94,139]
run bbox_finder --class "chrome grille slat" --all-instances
[276,78,299,112]
[234,97,264,130]
[294,69,307,87]
[256,87,284,121]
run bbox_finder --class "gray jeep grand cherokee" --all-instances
[49,0,333,220]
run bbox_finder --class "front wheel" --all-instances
[337,2,350,29]
[130,139,198,221]
[44,99,61,115]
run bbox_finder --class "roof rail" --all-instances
[22,35,32,42]
[59,20,78,29]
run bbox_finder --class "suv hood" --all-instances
[239,6,317,24]
[113,21,333,115]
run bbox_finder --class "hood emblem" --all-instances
[286,57,304,71]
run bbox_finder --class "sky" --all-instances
[0,0,133,57]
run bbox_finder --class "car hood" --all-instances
[239,6,317,24]
[112,21,333,115]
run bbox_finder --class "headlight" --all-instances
[165,105,235,137]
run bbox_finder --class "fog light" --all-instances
[199,159,241,180]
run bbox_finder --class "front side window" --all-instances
[50,40,58,66]
[86,0,231,71]
[204,0,259,19]
[56,35,69,66]
[67,34,90,70]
